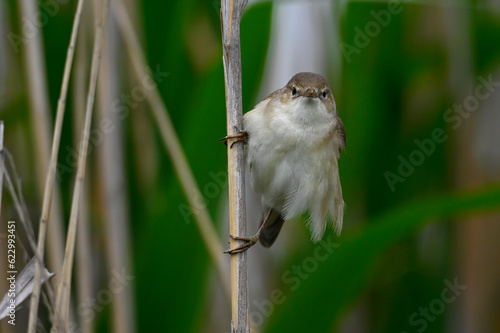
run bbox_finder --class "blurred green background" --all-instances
[1,0,500,332]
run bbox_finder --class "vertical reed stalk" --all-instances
[51,0,110,330]
[220,0,249,331]
[72,1,94,331]
[96,6,136,331]
[27,0,86,330]
[18,0,66,296]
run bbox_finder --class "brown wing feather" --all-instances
[259,210,285,248]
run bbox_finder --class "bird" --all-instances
[223,72,345,254]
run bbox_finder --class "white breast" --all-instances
[243,97,344,241]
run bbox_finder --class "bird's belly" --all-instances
[249,136,335,214]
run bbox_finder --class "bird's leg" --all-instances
[219,126,248,148]
[224,210,273,254]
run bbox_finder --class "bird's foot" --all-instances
[218,127,248,148]
[224,234,259,254]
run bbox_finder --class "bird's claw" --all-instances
[224,234,259,254]
[219,127,248,148]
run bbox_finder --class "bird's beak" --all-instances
[302,88,318,98]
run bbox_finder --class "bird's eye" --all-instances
[292,87,297,96]
[322,91,327,98]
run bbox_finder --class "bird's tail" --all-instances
[259,209,285,248]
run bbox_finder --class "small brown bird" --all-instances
[224,72,346,254]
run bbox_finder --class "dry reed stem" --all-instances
[3,150,59,313]
[72,1,95,332]
[96,6,136,331]
[3,151,38,254]
[18,0,66,294]
[221,0,249,331]
[27,0,86,330]
[51,0,110,330]
[2,152,61,326]
[113,0,231,297]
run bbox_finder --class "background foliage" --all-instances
[0,0,499,332]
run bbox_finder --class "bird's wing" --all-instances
[259,209,285,248]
